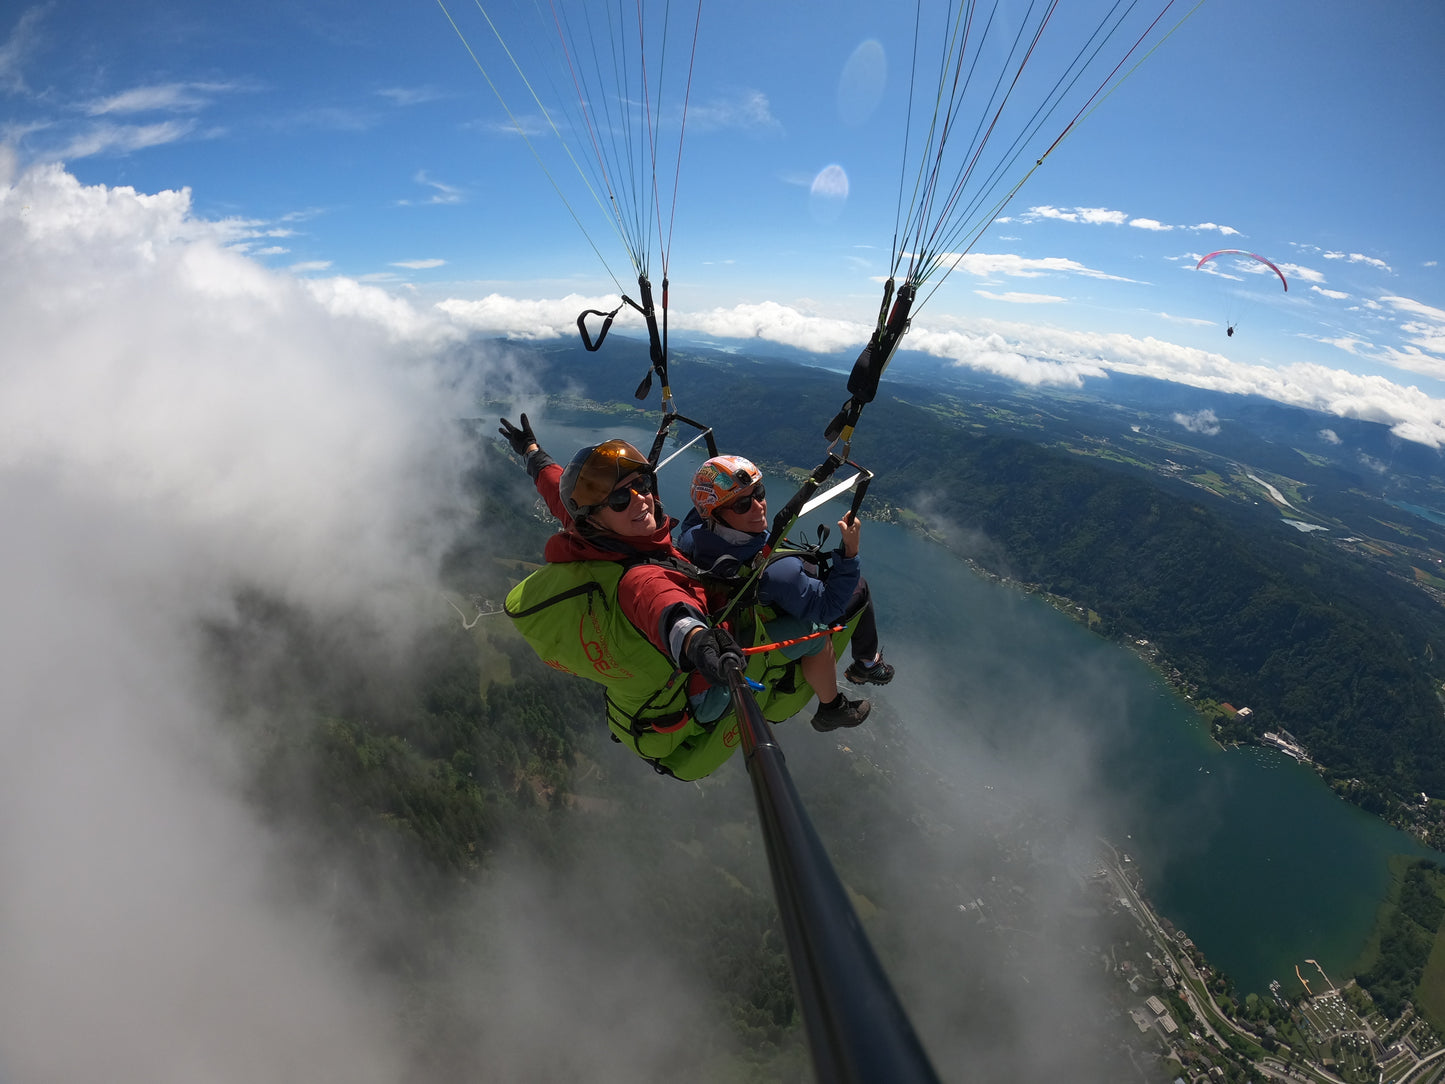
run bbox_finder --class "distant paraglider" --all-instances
[1196,249,1288,337]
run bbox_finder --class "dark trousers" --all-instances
[844,577,880,663]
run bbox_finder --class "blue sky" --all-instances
[5,0,1445,445]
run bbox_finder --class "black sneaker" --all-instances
[811,693,871,732]
[845,655,895,686]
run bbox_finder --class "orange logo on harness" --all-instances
[580,610,633,680]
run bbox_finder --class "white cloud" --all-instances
[941,251,1138,282]
[400,170,464,207]
[1318,428,1341,445]
[393,258,446,270]
[1077,207,1126,225]
[1024,208,1242,235]
[1156,311,1214,327]
[439,292,639,342]
[1190,222,1241,236]
[679,300,865,353]
[685,89,782,134]
[480,111,553,138]
[1383,295,1445,324]
[1311,285,1350,300]
[1399,325,1445,355]
[975,289,1064,304]
[910,325,1108,387]
[1310,333,1371,357]
[288,259,333,273]
[85,82,233,116]
[1366,296,1445,379]
[1022,205,1127,226]
[1275,261,1325,285]
[1173,408,1221,435]
[0,161,490,1081]
[57,119,198,159]
[1323,251,1393,273]
[1372,344,1445,382]
[376,86,444,107]
[435,291,1445,446]
[0,6,44,94]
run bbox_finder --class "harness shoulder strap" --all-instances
[504,578,605,619]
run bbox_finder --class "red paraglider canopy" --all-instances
[1196,249,1289,291]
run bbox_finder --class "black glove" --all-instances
[498,414,537,457]
[685,626,745,686]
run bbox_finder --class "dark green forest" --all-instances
[908,435,1445,799]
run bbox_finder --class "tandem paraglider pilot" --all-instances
[498,414,747,779]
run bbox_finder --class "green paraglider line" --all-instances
[435,0,627,294]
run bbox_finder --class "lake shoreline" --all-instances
[886,501,1445,852]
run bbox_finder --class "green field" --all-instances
[1418,907,1445,1030]
[1353,855,1445,1033]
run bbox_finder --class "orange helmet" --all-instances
[690,455,762,519]
[560,439,654,521]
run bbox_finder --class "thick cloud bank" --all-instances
[443,293,1445,448]
[0,161,478,1081]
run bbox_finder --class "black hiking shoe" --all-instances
[845,655,895,686]
[810,693,871,733]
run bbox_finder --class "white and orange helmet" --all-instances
[690,455,762,519]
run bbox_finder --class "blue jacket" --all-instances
[676,508,861,626]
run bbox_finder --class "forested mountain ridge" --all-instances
[505,335,1445,841]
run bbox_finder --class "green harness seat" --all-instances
[505,560,861,780]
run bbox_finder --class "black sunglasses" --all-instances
[604,472,656,512]
[726,483,766,513]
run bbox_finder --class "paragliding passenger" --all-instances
[498,415,744,723]
[1227,324,1235,338]
[679,455,891,733]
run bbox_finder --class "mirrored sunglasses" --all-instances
[604,472,656,512]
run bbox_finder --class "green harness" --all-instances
[505,556,861,780]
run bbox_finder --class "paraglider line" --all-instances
[741,626,846,657]
[442,0,627,291]
[659,0,702,281]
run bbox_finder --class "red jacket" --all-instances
[534,461,728,666]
